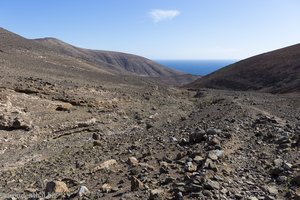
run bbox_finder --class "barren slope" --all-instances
[186,44,300,93]
[0,27,198,86]
[35,38,184,77]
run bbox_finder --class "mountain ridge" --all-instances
[0,27,198,86]
[34,37,185,77]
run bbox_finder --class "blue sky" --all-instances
[1,0,300,59]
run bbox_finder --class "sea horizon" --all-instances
[156,59,237,76]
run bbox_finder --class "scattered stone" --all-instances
[4,197,17,200]
[56,103,72,112]
[266,185,278,196]
[45,181,69,196]
[190,192,202,198]
[204,180,220,190]
[223,132,232,138]
[76,118,97,127]
[270,166,284,176]
[235,193,244,199]
[254,116,277,124]
[131,176,144,191]
[162,176,174,185]
[159,161,169,174]
[248,197,258,200]
[179,138,188,145]
[93,140,102,146]
[75,160,85,169]
[276,136,291,145]
[194,90,205,98]
[170,136,178,142]
[292,174,300,186]
[283,162,293,170]
[208,152,218,160]
[92,132,101,140]
[146,122,153,129]
[101,183,112,193]
[203,159,218,172]
[273,158,283,166]
[220,188,228,194]
[185,161,197,172]
[174,191,183,200]
[295,188,300,199]
[127,156,139,166]
[24,188,38,193]
[92,159,117,172]
[264,195,276,200]
[78,185,90,197]
[206,128,221,135]
[193,155,204,164]
[139,162,155,171]
[176,152,186,160]
[208,150,224,161]
[202,190,213,198]
[149,189,164,200]
[277,175,288,183]
[189,129,206,144]
[210,136,221,146]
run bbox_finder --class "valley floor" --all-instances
[0,78,299,200]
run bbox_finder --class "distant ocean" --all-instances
[156,60,237,76]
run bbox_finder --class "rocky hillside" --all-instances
[186,44,300,93]
[34,37,185,77]
[0,27,198,85]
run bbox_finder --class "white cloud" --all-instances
[149,9,180,23]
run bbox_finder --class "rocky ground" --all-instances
[0,76,299,200]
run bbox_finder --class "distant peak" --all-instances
[34,37,72,47]
[35,37,63,42]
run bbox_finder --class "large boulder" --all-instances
[0,101,33,131]
[45,181,69,196]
